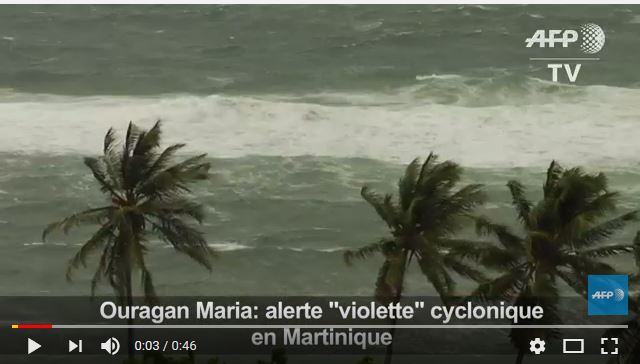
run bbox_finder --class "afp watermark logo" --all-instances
[525,23,606,54]
[525,24,605,83]
[579,23,606,54]
[588,275,628,316]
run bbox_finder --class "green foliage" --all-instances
[344,153,487,304]
[43,121,215,302]
[604,316,640,364]
[465,161,638,359]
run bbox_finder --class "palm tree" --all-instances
[604,315,640,364]
[344,153,488,364]
[458,161,638,364]
[602,232,640,364]
[42,121,215,359]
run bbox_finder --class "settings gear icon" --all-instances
[529,338,546,355]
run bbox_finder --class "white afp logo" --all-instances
[591,288,625,302]
[525,23,606,54]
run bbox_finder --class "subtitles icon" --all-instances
[101,337,120,355]
[563,339,584,354]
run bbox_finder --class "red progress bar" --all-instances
[11,324,53,329]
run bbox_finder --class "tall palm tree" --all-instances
[42,121,215,358]
[457,161,638,364]
[602,232,640,364]
[344,153,488,364]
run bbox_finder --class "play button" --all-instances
[27,338,41,354]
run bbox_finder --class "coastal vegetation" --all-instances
[43,124,640,364]
[42,121,215,358]
[346,158,640,364]
[463,161,639,363]
[343,153,488,364]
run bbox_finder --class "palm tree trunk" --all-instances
[515,349,525,364]
[384,252,409,364]
[125,261,135,361]
[384,322,396,364]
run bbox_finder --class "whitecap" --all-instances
[0,84,640,169]
[354,21,383,32]
[628,15,640,24]
[316,247,346,253]
[415,74,463,81]
[207,242,251,251]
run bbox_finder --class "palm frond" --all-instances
[91,241,116,296]
[84,157,123,199]
[532,270,559,300]
[555,269,588,298]
[103,127,118,155]
[42,206,113,240]
[416,240,454,301]
[474,216,524,251]
[120,122,140,181]
[507,180,532,227]
[66,222,115,281]
[573,211,638,247]
[444,238,519,270]
[440,183,486,217]
[579,244,635,258]
[472,267,527,300]
[398,158,420,210]
[543,160,563,198]
[344,238,394,266]
[137,154,210,198]
[359,186,398,228]
[143,143,186,181]
[133,120,162,157]
[140,267,157,305]
[634,232,640,270]
[415,160,462,197]
[148,216,215,270]
[415,152,436,188]
[374,258,403,305]
[141,198,206,224]
[442,255,487,282]
[566,255,617,275]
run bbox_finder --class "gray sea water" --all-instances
[0,5,639,296]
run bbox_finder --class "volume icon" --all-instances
[100,337,120,355]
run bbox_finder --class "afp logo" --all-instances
[525,23,606,54]
[591,289,625,302]
[588,275,628,316]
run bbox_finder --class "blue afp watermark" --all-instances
[588,275,628,316]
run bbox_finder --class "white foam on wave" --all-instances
[160,241,250,251]
[0,81,639,168]
[207,242,251,252]
[275,246,346,253]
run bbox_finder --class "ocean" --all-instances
[0,5,639,297]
